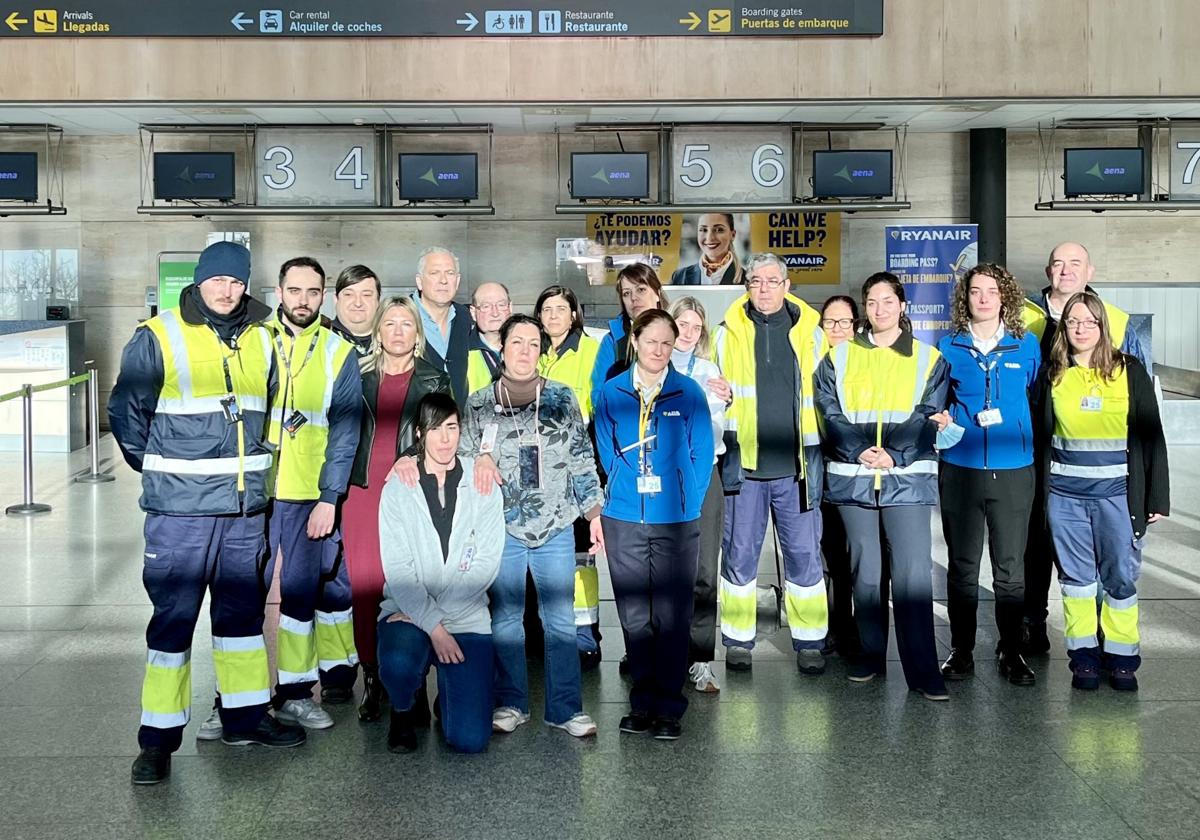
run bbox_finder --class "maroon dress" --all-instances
[342,368,413,665]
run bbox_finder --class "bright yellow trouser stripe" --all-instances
[574,566,600,626]
[316,613,359,670]
[785,581,829,641]
[1101,595,1140,655]
[141,653,191,728]
[719,576,756,642]
[213,640,270,703]
[277,623,318,684]
[1062,584,1100,650]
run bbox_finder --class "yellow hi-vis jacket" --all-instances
[140,308,274,515]
[539,331,601,423]
[267,315,358,502]
[715,294,827,509]
[814,331,948,507]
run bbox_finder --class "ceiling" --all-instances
[0,100,1199,134]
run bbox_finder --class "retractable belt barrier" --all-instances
[3,368,114,517]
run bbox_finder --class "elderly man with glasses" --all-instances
[712,253,831,676]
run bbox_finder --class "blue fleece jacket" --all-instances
[593,366,714,524]
[590,314,629,412]
[936,328,1041,470]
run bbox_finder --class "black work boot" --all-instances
[131,747,171,785]
[358,664,384,722]
[387,708,418,753]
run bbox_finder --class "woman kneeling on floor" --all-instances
[377,393,506,753]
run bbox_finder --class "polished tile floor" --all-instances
[2,438,1199,839]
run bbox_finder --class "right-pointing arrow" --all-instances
[456,12,478,32]
[679,11,701,30]
[231,12,253,31]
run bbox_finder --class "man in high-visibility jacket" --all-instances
[261,257,362,730]
[714,252,830,676]
[109,242,305,786]
[1020,241,1151,654]
[465,281,509,393]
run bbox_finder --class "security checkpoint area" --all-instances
[2,1,1200,838]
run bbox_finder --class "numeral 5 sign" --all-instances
[256,129,377,206]
[671,128,793,204]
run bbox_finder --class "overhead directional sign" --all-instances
[0,1,884,37]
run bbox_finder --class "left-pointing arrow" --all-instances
[6,12,28,30]
[231,12,253,31]
[456,12,478,31]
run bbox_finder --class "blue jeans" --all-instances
[490,528,582,725]
[376,619,493,754]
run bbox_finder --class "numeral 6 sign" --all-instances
[671,128,792,204]
[256,129,377,206]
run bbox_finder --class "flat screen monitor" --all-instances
[398,153,479,200]
[570,152,650,200]
[1063,147,1144,197]
[0,153,38,202]
[812,150,893,198]
[153,152,236,201]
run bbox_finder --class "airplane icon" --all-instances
[34,9,58,33]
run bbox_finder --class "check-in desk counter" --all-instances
[0,320,86,452]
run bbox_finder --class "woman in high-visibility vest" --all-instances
[668,296,727,694]
[1034,290,1168,692]
[818,294,862,659]
[814,273,950,701]
[537,284,604,669]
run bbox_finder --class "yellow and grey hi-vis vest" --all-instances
[141,308,273,515]
[267,317,355,502]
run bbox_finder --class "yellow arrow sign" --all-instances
[679,11,700,30]
[6,12,28,30]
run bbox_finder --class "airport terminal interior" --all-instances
[3,1,1200,837]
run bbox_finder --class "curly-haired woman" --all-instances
[934,264,1042,686]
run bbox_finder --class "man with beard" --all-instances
[257,257,363,730]
[110,242,305,785]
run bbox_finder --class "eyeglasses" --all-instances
[746,277,786,289]
[822,318,854,330]
[1064,318,1100,331]
[472,301,510,313]
[423,270,460,281]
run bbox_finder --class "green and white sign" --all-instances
[157,254,200,312]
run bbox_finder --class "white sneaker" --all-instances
[274,698,334,730]
[195,707,223,741]
[689,662,721,694]
[491,706,530,733]
[548,712,598,738]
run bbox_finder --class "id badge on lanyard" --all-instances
[1080,395,1103,412]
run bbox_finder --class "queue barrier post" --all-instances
[5,384,52,516]
[75,368,115,484]
[3,371,97,516]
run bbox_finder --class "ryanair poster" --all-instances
[884,224,978,345]
[749,211,842,286]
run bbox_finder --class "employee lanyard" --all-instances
[273,330,318,414]
[636,382,661,475]
[969,348,1000,410]
[498,380,542,449]
[205,324,240,397]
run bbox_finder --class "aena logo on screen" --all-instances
[419,168,461,187]
[1085,162,1126,179]
[173,166,217,183]
[0,172,17,181]
[592,168,632,184]
[835,166,875,183]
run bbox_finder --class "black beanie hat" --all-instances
[193,241,251,286]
